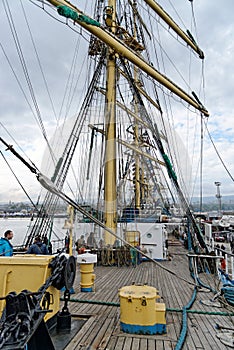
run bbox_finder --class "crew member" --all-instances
[0,230,14,256]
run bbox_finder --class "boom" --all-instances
[44,0,209,116]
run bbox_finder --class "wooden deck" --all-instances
[61,239,234,350]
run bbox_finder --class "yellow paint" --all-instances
[125,231,140,246]
[68,206,74,256]
[155,302,166,324]
[143,0,204,58]
[0,255,60,321]
[80,263,96,291]
[47,0,209,116]
[119,284,166,326]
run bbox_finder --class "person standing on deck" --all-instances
[43,236,52,254]
[130,247,137,267]
[221,244,226,258]
[220,258,226,272]
[75,235,86,254]
[26,236,49,255]
[87,232,97,249]
[0,230,14,256]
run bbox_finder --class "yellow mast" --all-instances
[42,0,209,245]
[68,205,74,255]
[143,0,204,59]
[133,115,141,210]
[133,7,141,210]
[63,205,74,255]
[46,0,209,116]
[103,4,117,245]
[96,87,158,129]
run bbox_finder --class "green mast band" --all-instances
[57,5,101,27]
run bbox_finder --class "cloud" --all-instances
[0,0,234,206]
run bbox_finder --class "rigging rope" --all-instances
[0,150,37,210]
[175,288,197,350]
[1,136,198,287]
[2,0,56,165]
[28,52,106,245]
[38,172,198,286]
[118,56,208,253]
[141,0,206,205]
[199,116,204,212]
[20,0,57,122]
[61,297,234,316]
[205,122,234,182]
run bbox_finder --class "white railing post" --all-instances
[225,253,228,274]
[231,256,234,280]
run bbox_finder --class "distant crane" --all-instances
[214,181,222,216]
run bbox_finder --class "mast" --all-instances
[39,0,210,251]
[133,107,141,210]
[103,3,117,245]
[46,0,209,116]
[133,5,141,211]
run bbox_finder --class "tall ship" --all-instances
[0,0,234,349]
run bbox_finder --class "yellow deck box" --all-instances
[0,255,60,321]
[119,284,166,334]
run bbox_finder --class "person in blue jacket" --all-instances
[26,236,49,255]
[0,230,14,256]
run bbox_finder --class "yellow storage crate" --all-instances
[125,231,140,246]
[119,284,166,334]
[0,255,60,321]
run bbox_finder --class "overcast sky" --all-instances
[0,0,234,204]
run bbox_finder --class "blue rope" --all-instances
[197,276,217,294]
[177,256,219,350]
[190,270,217,294]
[174,287,197,350]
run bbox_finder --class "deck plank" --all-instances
[63,238,234,350]
[147,338,156,350]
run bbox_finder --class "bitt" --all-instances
[77,252,97,292]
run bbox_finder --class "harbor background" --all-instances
[0,217,66,247]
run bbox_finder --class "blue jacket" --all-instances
[26,242,49,255]
[0,238,13,256]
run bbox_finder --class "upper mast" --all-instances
[46,0,209,116]
[38,0,210,248]
[132,4,141,211]
[103,3,117,245]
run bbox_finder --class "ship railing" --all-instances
[214,247,234,281]
[187,253,221,280]
[187,248,234,285]
[205,236,234,281]
[50,238,66,253]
